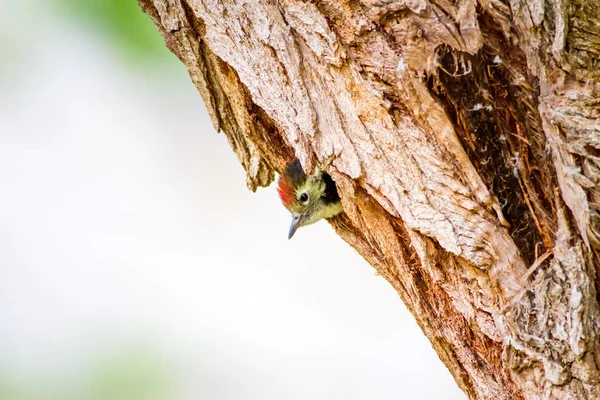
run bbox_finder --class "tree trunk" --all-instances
[136,0,600,398]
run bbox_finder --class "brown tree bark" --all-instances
[136,1,600,398]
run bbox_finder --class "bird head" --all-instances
[277,159,343,239]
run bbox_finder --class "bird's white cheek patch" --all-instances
[308,201,343,225]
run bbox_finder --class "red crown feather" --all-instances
[277,175,295,208]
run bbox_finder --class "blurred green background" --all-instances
[0,1,466,399]
[2,2,178,398]
[52,0,169,63]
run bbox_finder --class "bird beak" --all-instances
[288,214,302,239]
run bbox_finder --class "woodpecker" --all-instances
[277,159,343,239]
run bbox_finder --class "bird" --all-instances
[277,159,343,239]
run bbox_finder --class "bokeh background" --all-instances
[0,1,466,399]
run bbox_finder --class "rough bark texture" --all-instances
[136,0,600,398]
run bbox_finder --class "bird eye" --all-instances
[300,193,308,202]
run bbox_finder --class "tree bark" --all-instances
[136,0,600,398]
